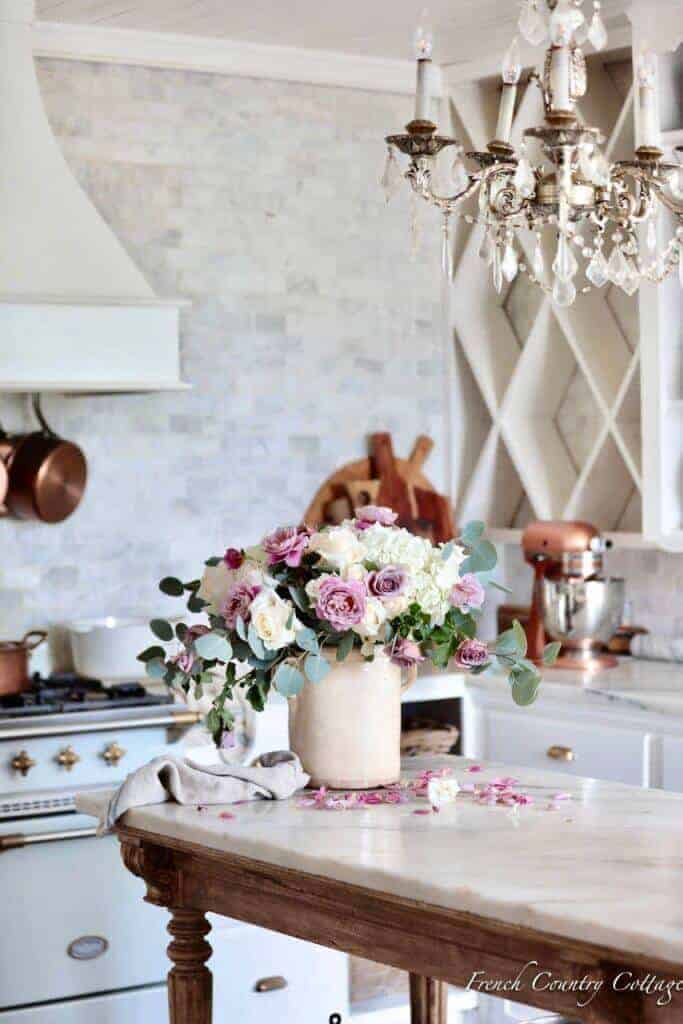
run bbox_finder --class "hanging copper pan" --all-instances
[4,396,87,524]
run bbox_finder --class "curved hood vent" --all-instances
[0,0,186,393]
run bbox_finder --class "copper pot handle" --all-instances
[32,394,58,438]
[22,630,47,651]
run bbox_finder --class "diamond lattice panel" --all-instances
[447,54,643,535]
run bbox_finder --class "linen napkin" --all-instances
[94,750,309,833]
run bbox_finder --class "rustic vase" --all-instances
[288,649,417,789]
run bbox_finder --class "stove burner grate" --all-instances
[0,672,173,718]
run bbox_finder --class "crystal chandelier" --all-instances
[382,1,683,306]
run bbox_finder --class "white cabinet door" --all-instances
[0,985,167,1024]
[212,924,348,1024]
[478,709,647,786]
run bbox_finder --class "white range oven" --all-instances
[0,676,347,1024]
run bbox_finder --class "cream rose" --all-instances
[352,596,387,640]
[309,526,365,572]
[249,589,298,651]
[433,545,466,592]
[198,560,267,615]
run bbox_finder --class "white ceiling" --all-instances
[36,0,632,65]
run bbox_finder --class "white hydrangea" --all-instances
[357,524,434,576]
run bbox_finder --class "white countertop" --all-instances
[78,755,683,968]
[468,657,683,718]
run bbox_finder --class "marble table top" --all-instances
[78,755,683,968]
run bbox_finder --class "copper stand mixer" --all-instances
[522,521,625,672]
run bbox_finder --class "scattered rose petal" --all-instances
[219,811,235,820]
[196,805,206,812]
[465,765,483,773]
[552,792,572,801]
[413,808,432,815]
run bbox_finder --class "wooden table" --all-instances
[79,757,683,1024]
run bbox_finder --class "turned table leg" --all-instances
[409,974,448,1024]
[167,909,212,1024]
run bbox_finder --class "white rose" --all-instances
[309,527,365,572]
[249,589,298,651]
[198,559,268,615]
[433,545,466,592]
[352,597,387,640]
[428,776,460,809]
[304,574,331,605]
[344,562,368,583]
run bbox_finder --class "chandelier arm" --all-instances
[409,172,483,212]
[649,181,683,218]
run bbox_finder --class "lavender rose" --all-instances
[450,573,486,613]
[263,526,309,568]
[316,577,367,632]
[387,637,425,668]
[355,505,398,531]
[223,547,244,570]
[367,565,409,601]
[454,638,489,669]
[221,581,261,629]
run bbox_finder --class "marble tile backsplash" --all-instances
[0,60,446,642]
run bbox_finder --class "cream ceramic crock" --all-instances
[288,648,417,790]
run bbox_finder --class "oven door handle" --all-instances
[0,826,98,852]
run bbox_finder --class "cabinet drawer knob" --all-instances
[254,975,288,993]
[547,745,575,762]
[11,750,36,776]
[102,741,126,766]
[56,746,80,771]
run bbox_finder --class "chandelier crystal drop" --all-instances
[383,0,683,306]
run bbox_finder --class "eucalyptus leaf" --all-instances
[460,540,497,575]
[296,627,319,655]
[495,627,520,657]
[273,663,305,697]
[137,645,165,663]
[512,619,528,658]
[304,653,331,684]
[150,619,174,642]
[511,669,540,707]
[247,623,266,660]
[235,616,248,641]
[543,641,562,666]
[204,556,222,567]
[288,586,310,613]
[175,622,188,642]
[194,632,232,662]
[145,657,167,680]
[159,576,185,597]
[187,593,208,613]
[336,631,355,662]
[459,521,485,548]
[441,540,455,561]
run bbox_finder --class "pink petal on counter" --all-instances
[219,812,235,820]
[465,765,483,773]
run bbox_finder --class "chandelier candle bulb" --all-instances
[496,37,522,143]
[413,12,434,122]
[637,50,660,150]
[548,45,572,111]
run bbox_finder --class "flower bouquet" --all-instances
[139,506,559,751]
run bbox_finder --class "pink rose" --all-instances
[172,649,195,674]
[355,505,398,530]
[450,573,486,613]
[221,581,261,629]
[316,577,367,632]
[368,565,409,600]
[454,638,489,669]
[387,637,425,668]
[263,526,309,567]
[224,548,244,570]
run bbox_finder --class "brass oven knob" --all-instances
[11,750,37,777]
[102,742,126,767]
[56,746,81,771]
[547,745,575,763]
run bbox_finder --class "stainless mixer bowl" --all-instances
[542,576,625,650]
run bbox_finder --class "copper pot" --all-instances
[2,396,87,524]
[0,631,47,696]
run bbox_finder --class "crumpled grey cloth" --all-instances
[100,750,309,833]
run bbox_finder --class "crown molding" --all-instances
[32,20,443,97]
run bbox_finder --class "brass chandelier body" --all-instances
[384,0,683,306]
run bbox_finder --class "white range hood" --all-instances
[0,0,187,393]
